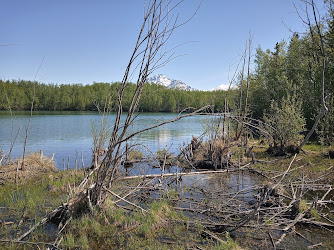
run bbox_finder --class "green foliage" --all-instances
[79,234,89,249]
[60,199,188,248]
[264,218,273,225]
[247,6,334,145]
[164,188,179,200]
[262,87,306,148]
[299,199,309,213]
[128,150,143,160]
[157,148,169,157]
[249,41,289,120]
[0,80,238,113]
[299,200,321,220]
[310,208,321,220]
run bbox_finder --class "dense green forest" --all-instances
[1,1,333,144]
[0,80,236,113]
[245,3,334,145]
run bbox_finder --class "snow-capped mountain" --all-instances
[147,74,236,91]
[213,83,230,91]
[213,83,237,91]
[147,74,196,91]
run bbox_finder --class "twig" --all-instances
[268,231,276,250]
[201,230,225,244]
[21,56,45,169]
[271,164,306,179]
[273,153,297,190]
[275,212,306,245]
[103,187,148,213]
[15,206,63,241]
[307,243,323,249]
[295,230,314,246]
[58,217,71,235]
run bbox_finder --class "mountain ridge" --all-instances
[147,74,233,91]
[147,74,196,91]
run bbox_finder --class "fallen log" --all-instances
[117,169,230,181]
[299,219,334,229]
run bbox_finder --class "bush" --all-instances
[261,89,306,149]
[128,150,143,161]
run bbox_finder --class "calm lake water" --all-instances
[0,111,213,169]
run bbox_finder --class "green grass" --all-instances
[248,140,334,183]
[212,233,240,250]
[58,198,240,249]
[0,169,85,247]
[310,208,321,220]
[303,143,324,152]
[299,199,309,213]
[63,233,76,248]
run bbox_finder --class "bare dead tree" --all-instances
[1,81,21,164]
[21,57,45,169]
[15,1,205,241]
[235,33,254,159]
[243,32,253,153]
[81,0,200,208]
[235,46,247,141]
[244,32,253,120]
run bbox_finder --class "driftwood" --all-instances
[118,169,229,181]
[15,206,64,241]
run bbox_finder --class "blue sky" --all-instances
[0,0,323,90]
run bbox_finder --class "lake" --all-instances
[0,111,214,169]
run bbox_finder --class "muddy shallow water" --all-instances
[123,162,334,249]
[182,172,334,249]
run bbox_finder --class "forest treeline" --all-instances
[0,80,236,113]
[1,1,333,144]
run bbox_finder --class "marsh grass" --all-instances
[0,157,85,247]
[212,232,241,250]
[0,152,58,185]
[298,200,323,221]
[128,150,144,161]
[299,199,309,213]
[310,208,322,220]
[248,140,334,183]
[59,198,238,249]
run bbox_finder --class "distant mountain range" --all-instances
[147,74,234,91]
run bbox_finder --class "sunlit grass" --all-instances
[0,165,87,247]
[59,198,236,249]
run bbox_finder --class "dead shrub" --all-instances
[0,152,57,184]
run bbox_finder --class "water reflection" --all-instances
[0,111,211,169]
[182,171,262,202]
